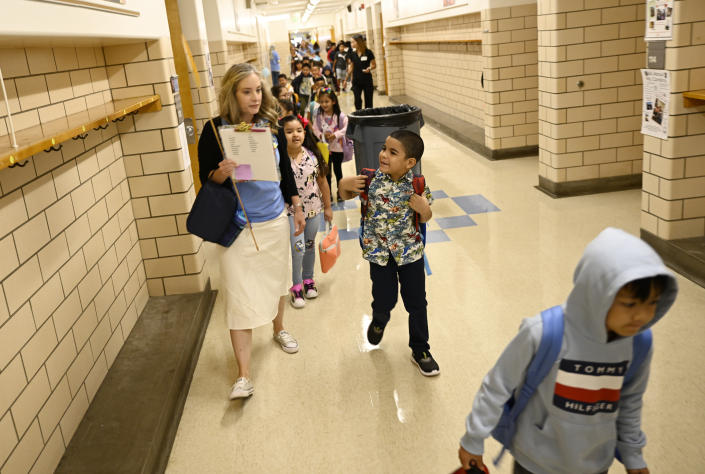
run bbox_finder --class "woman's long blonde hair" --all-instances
[218,63,279,128]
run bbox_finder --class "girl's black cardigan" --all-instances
[197,116,298,204]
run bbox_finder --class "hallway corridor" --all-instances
[167,94,705,473]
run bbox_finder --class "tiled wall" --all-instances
[384,36,404,97]
[388,14,485,128]
[482,3,539,151]
[0,46,112,136]
[372,19,386,92]
[537,0,645,188]
[187,39,218,135]
[641,0,705,239]
[0,44,152,473]
[113,40,207,298]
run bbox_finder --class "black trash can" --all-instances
[346,105,424,175]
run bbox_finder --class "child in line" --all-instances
[277,99,295,119]
[278,74,295,96]
[458,227,678,474]
[311,62,325,82]
[312,87,347,202]
[293,59,303,77]
[334,42,348,92]
[291,63,313,114]
[281,115,333,308]
[338,131,439,376]
[306,77,327,121]
[322,65,336,88]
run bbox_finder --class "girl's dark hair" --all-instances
[277,99,295,116]
[271,85,283,98]
[622,275,669,302]
[280,114,328,175]
[316,87,341,121]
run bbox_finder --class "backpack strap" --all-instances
[493,305,564,465]
[412,174,425,233]
[359,168,376,219]
[624,329,652,386]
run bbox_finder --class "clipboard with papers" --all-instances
[217,125,279,182]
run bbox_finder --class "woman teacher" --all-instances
[197,63,306,400]
[345,34,376,110]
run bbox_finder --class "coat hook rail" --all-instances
[93,124,109,131]
[112,116,126,122]
[9,160,28,168]
[72,133,88,140]
[44,144,62,153]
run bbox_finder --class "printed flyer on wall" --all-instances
[641,69,670,140]
[645,0,673,41]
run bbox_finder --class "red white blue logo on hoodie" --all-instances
[553,359,628,415]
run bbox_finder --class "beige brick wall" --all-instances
[0,46,113,136]
[386,14,484,128]
[384,31,404,97]
[641,0,705,240]
[537,0,645,184]
[482,3,539,150]
[187,40,218,136]
[0,41,163,472]
[109,42,206,298]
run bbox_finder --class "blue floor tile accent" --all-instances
[434,215,477,229]
[425,230,450,243]
[452,195,501,214]
[431,190,449,199]
[338,227,361,241]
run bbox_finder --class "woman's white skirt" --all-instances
[217,212,291,330]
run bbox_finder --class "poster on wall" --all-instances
[641,69,670,140]
[645,0,673,41]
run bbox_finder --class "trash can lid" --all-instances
[347,104,423,135]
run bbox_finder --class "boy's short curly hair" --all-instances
[390,130,424,162]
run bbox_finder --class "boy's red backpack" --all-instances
[359,168,427,247]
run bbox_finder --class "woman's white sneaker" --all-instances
[229,377,254,399]
[274,330,299,353]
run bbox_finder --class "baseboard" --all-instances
[641,230,705,289]
[536,174,642,198]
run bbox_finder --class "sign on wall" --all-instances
[641,69,670,140]
[645,0,673,41]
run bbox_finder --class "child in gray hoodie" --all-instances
[458,228,678,474]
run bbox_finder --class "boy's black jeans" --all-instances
[369,254,429,353]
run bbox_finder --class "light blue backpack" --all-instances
[491,305,652,465]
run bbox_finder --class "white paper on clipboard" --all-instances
[217,126,279,182]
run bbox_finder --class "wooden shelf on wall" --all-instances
[683,90,705,108]
[0,95,161,172]
[388,39,482,45]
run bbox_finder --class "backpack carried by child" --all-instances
[490,305,653,466]
[358,168,427,247]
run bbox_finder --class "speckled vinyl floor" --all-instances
[166,93,705,474]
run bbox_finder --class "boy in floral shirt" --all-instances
[338,130,439,376]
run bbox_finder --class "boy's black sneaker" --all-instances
[366,323,385,345]
[411,351,440,377]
